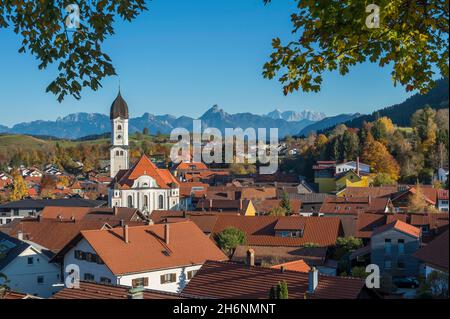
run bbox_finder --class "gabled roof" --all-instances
[371,220,421,238]
[113,155,179,189]
[39,206,144,223]
[0,198,106,209]
[338,186,398,198]
[413,230,449,272]
[319,196,390,215]
[253,199,301,214]
[55,221,228,275]
[182,260,365,299]
[51,281,193,299]
[1,218,110,253]
[175,162,208,171]
[391,186,437,205]
[208,215,342,247]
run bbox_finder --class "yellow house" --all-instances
[335,170,371,191]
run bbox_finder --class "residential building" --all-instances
[52,221,228,293]
[52,281,193,299]
[196,198,256,216]
[0,232,61,298]
[0,198,106,225]
[182,260,373,299]
[319,196,392,216]
[370,220,421,278]
[414,230,448,278]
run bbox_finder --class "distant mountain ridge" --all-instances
[265,109,326,122]
[298,113,362,136]
[1,106,328,139]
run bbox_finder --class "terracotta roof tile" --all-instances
[68,221,228,275]
[413,230,449,272]
[270,259,310,273]
[319,196,390,215]
[372,220,421,238]
[182,261,365,299]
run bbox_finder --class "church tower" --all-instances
[110,90,129,178]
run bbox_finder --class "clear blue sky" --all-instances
[0,0,416,127]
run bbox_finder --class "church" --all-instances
[108,91,180,214]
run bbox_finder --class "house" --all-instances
[178,182,208,210]
[52,221,228,293]
[182,260,372,299]
[435,167,448,184]
[370,220,421,278]
[39,206,148,224]
[437,189,449,212]
[0,232,61,298]
[192,215,343,248]
[414,230,448,278]
[319,196,392,216]
[290,193,331,215]
[172,162,208,179]
[390,186,437,212]
[52,280,193,299]
[253,199,301,216]
[196,198,256,216]
[0,198,106,225]
[337,186,399,198]
[0,218,116,254]
[313,159,371,193]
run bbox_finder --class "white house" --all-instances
[335,158,370,175]
[0,232,62,298]
[53,221,227,293]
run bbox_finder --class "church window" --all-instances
[120,151,124,156]
[158,195,164,209]
[117,125,122,130]
[144,195,149,208]
[127,195,133,208]
[116,151,120,156]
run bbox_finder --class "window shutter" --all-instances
[143,277,149,286]
[132,279,137,288]
[171,274,176,282]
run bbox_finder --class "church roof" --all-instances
[110,91,129,119]
[112,154,179,189]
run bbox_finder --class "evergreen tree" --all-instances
[280,192,292,216]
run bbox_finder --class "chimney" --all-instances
[356,156,360,176]
[246,249,255,267]
[239,199,243,211]
[123,225,129,244]
[182,210,187,218]
[164,224,170,245]
[17,230,23,241]
[308,267,319,293]
[368,195,371,204]
[280,266,285,273]
[70,216,75,223]
[113,206,118,215]
[127,287,144,299]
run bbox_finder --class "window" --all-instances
[384,239,392,255]
[187,270,197,280]
[144,195,149,208]
[37,275,44,285]
[131,277,148,288]
[117,125,122,130]
[128,195,133,208]
[84,273,95,281]
[120,151,124,156]
[100,277,112,284]
[398,239,405,254]
[384,260,392,269]
[27,257,34,265]
[116,151,120,156]
[160,273,177,284]
[158,195,164,209]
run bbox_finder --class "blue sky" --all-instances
[0,0,417,126]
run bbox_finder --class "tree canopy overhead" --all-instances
[0,0,147,102]
[263,0,449,95]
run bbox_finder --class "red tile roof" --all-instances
[319,196,390,215]
[340,186,398,198]
[438,189,449,200]
[182,261,365,299]
[57,221,228,275]
[208,215,342,247]
[175,162,208,171]
[413,230,449,272]
[113,155,178,189]
[51,281,190,299]
[270,259,310,273]
[372,220,421,238]
[254,199,301,214]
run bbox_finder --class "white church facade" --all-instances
[108,91,180,214]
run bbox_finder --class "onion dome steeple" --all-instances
[110,90,129,120]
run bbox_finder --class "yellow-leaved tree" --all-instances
[362,134,400,181]
[9,170,28,201]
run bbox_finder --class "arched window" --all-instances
[144,195,149,208]
[158,195,164,209]
[116,151,120,156]
[127,195,133,208]
[120,151,124,156]
[117,125,122,130]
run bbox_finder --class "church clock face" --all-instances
[117,134,122,140]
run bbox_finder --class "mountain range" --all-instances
[0,107,347,140]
